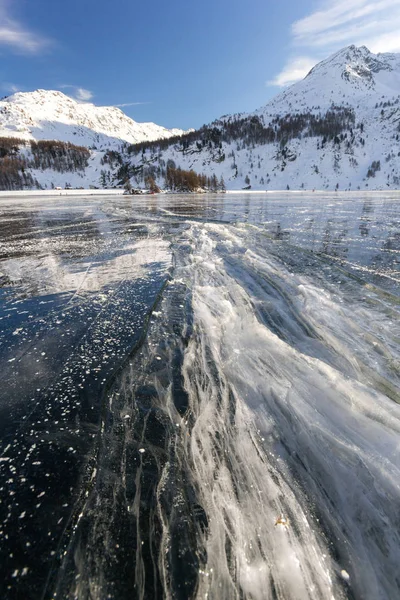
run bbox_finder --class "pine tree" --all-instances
[100,170,107,188]
[145,175,160,193]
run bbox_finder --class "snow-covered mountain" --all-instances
[2,46,400,191]
[124,45,400,191]
[0,89,185,148]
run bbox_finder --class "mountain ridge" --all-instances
[0,89,186,148]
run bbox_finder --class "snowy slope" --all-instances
[125,45,400,191]
[0,89,186,148]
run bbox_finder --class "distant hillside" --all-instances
[0,90,188,190]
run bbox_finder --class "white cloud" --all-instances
[59,85,94,102]
[0,1,50,54]
[75,88,93,102]
[292,0,395,40]
[361,29,400,53]
[269,57,316,87]
[270,0,400,87]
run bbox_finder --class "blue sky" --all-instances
[1,0,400,129]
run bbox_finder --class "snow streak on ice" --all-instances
[177,221,400,599]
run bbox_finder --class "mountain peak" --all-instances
[306,44,392,82]
[262,45,400,115]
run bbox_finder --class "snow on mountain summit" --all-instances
[0,89,186,147]
[261,45,400,115]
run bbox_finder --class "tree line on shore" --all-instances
[164,167,225,192]
[124,167,225,193]
[0,137,90,190]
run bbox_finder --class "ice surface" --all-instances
[0,192,399,599]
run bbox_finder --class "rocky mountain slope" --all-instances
[123,45,400,191]
[0,90,185,148]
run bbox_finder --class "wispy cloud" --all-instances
[59,84,94,102]
[114,101,149,108]
[292,0,399,50]
[270,0,400,87]
[268,57,316,87]
[0,0,51,54]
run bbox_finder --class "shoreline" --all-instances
[0,188,400,199]
[0,188,124,198]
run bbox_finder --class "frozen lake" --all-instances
[0,192,399,599]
